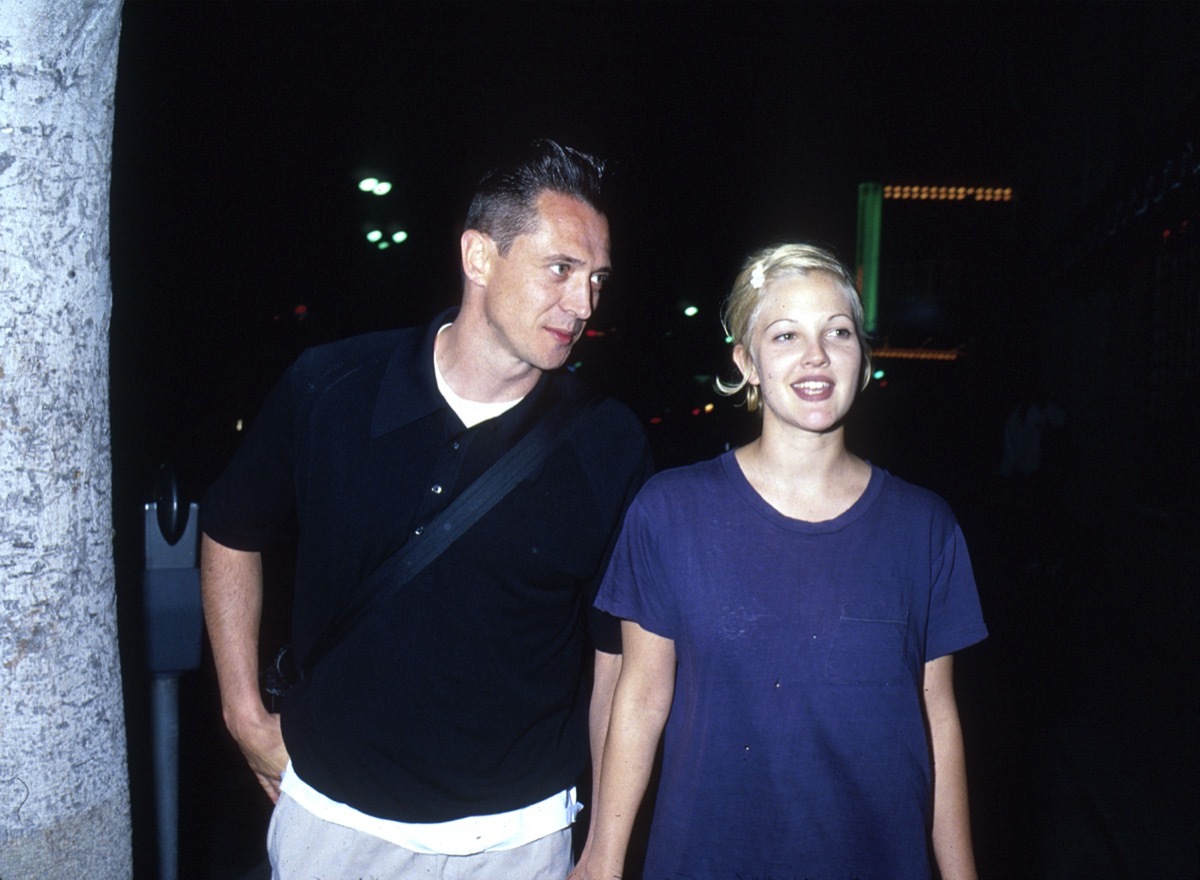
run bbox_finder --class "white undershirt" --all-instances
[280,327,580,854]
[281,765,580,854]
[434,323,523,428]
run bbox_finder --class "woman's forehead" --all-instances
[754,274,856,321]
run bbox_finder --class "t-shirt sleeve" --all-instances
[199,367,298,551]
[594,487,676,640]
[924,523,988,661]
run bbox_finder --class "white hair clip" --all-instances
[749,261,766,290]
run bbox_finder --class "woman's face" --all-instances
[734,272,863,437]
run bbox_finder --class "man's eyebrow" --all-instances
[545,253,613,274]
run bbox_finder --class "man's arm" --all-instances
[570,621,675,880]
[200,532,289,802]
[923,654,979,880]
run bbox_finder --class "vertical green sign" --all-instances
[855,182,882,334]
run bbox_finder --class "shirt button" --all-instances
[413,525,424,536]
[431,484,443,494]
[451,441,460,450]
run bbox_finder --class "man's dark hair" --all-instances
[464,139,608,255]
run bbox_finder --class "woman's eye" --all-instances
[830,327,853,339]
[774,332,796,342]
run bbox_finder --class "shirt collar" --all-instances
[370,307,565,439]
[370,308,457,438]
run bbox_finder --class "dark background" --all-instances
[109,3,1199,878]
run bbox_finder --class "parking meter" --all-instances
[142,465,202,880]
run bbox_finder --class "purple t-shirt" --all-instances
[596,452,987,880]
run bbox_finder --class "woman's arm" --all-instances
[570,620,676,880]
[922,654,979,880]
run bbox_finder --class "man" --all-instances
[200,140,653,878]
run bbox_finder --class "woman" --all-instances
[573,244,986,880]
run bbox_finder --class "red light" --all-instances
[1163,229,1171,239]
[293,304,309,320]
[649,417,663,425]
[585,329,605,337]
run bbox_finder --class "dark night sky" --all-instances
[109,1,1199,497]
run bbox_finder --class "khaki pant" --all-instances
[267,792,574,880]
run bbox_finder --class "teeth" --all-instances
[795,381,830,391]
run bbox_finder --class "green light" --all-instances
[372,181,392,196]
[873,369,886,380]
[377,241,390,250]
[856,182,882,334]
[683,305,699,317]
[366,230,383,243]
[724,335,735,344]
[358,177,379,192]
[391,230,408,244]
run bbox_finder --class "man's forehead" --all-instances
[529,193,609,254]
[534,189,604,221]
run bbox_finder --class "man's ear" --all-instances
[732,343,759,386]
[461,229,493,287]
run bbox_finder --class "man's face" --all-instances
[479,190,611,373]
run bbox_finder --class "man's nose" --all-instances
[563,275,594,321]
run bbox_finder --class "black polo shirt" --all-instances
[201,311,654,822]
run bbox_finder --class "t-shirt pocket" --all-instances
[823,602,908,684]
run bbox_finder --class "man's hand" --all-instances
[228,707,290,802]
[201,535,288,802]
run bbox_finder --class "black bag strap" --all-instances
[299,386,600,677]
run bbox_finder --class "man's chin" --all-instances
[539,350,575,372]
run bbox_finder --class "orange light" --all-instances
[871,345,960,362]
[880,184,1014,203]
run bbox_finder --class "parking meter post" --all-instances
[143,489,202,880]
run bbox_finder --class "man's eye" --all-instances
[550,264,570,277]
[590,272,609,287]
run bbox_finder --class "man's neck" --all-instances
[434,319,540,404]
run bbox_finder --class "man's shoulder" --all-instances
[567,382,647,447]
[553,377,653,482]
[290,326,421,391]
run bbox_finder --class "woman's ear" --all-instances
[732,343,758,387]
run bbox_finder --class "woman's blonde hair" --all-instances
[715,243,872,411]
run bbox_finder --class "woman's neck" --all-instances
[734,430,870,522]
